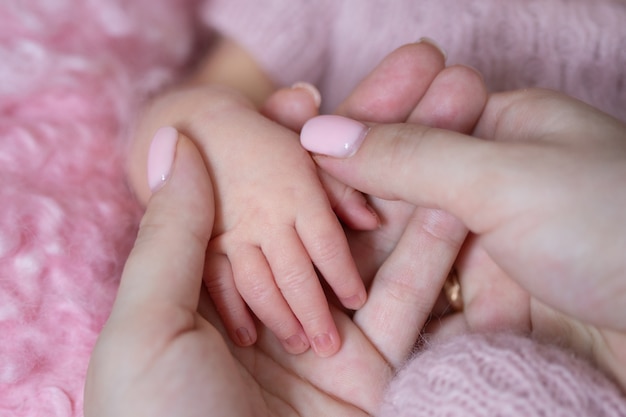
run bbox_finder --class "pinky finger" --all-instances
[204,250,257,347]
[230,245,311,355]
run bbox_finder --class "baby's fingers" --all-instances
[297,209,368,311]
[230,244,311,355]
[319,169,380,231]
[264,230,342,357]
[204,250,257,347]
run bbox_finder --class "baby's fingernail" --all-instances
[300,115,369,158]
[291,82,322,108]
[342,292,366,310]
[283,334,309,354]
[147,126,179,192]
[417,37,447,61]
[312,332,337,357]
[236,327,253,346]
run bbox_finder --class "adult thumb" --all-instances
[113,127,215,316]
[300,115,496,228]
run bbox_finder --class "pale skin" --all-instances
[128,37,376,356]
[128,36,486,358]
[305,89,626,392]
[87,43,487,416]
[266,41,487,364]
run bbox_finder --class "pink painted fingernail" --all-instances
[300,115,369,158]
[147,126,179,192]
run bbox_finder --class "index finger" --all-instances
[114,128,215,315]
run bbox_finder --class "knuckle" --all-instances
[311,237,344,266]
[276,268,314,294]
[416,208,467,249]
[377,270,433,314]
[234,272,275,304]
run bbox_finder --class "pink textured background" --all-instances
[0,1,195,414]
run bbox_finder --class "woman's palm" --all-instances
[86,289,390,417]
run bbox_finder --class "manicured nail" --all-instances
[147,126,178,192]
[417,37,448,61]
[291,82,322,108]
[300,115,369,158]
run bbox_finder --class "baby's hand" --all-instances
[261,83,381,232]
[130,86,366,357]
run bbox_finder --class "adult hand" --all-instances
[85,129,244,416]
[264,40,487,365]
[300,88,626,390]
[84,128,391,416]
[84,43,487,417]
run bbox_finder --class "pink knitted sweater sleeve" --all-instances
[200,0,626,119]
[200,0,334,87]
[379,333,626,417]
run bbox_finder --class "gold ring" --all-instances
[443,268,463,311]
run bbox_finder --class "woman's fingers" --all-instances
[323,40,482,365]
[304,89,626,332]
[335,56,487,365]
[301,117,495,228]
[356,207,467,364]
[111,128,215,319]
[335,41,447,122]
[406,64,486,131]
[308,90,596,216]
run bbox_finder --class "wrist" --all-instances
[185,37,276,107]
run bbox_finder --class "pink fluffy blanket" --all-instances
[0,1,197,414]
[3,2,626,416]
